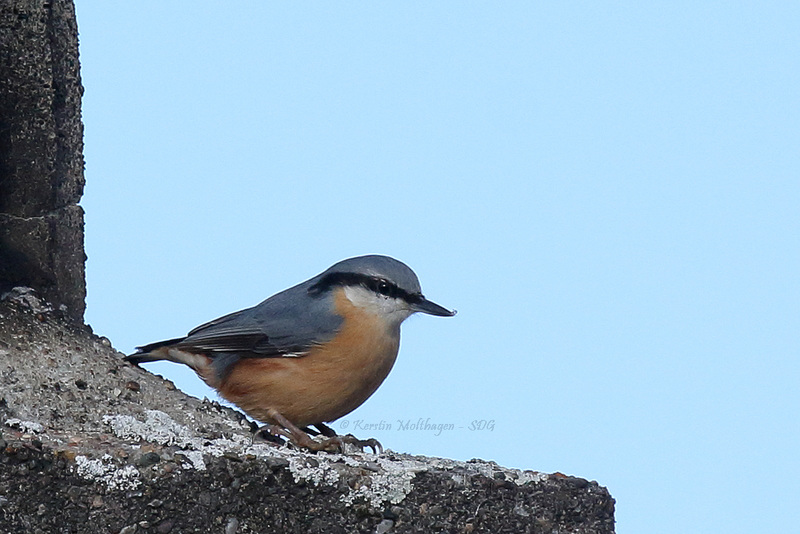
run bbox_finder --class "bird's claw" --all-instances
[251,425,382,454]
[319,434,383,455]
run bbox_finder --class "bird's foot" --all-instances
[326,434,383,454]
[258,409,383,454]
[251,423,290,446]
[291,433,382,454]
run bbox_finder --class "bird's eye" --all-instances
[377,280,391,295]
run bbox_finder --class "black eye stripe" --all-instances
[308,272,422,304]
[368,278,400,298]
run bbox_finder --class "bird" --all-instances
[125,254,455,453]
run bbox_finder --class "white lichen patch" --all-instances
[103,410,196,447]
[335,453,425,508]
[287,456,341,486]
[202,436,245,457]
[342,468,415,508]
[100,410,546,507]
[340,454,549,509]
[427,456,548,486]
[102,410,256,472]
[515,470,548,485]
[4,418,45,434]
[244,443,414,505]
[176,450,207,470]
[75,454,141,491]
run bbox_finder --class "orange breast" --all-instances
[217,288,401,426]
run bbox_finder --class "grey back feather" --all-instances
[177,277,343,357]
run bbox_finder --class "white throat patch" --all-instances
[342,285,414,326]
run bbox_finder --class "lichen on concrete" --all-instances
[4,417,45,434]
[100,408,422,506]
[74,454,141,491]
[102,409,199,448]
[96,407,550,510]
[341,459,416,508]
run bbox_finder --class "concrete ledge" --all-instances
[0,298,615,533]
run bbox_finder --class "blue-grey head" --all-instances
[308,255,456,325]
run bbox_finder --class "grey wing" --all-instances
[177,282,343,358]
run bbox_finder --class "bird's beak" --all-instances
[411,297,457,317]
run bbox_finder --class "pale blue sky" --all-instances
[77,3,799,533]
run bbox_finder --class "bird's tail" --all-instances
[124,337,186,365]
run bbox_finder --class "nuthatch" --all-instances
[126,255,455,452]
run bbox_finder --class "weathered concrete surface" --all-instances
[0,295,616,533]
[0,0,86,321]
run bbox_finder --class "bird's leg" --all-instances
[313,422,337,437]
[266,409,383,454]
[265,409,336,451]
[251,423,290,446]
